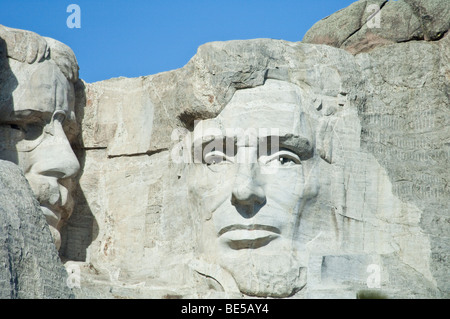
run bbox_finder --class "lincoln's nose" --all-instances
[231,163,266,207]
[230,146,266,215]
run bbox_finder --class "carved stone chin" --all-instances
[217,243,308,298]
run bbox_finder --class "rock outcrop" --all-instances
[303,0,449,54]
[0,160,73,298]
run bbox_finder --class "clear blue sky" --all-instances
[1,0,356,83]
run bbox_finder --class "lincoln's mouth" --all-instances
[218,224,281,249]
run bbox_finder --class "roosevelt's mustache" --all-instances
[29,178,75,219]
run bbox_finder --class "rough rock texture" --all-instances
[355,35,450,297]
[0,160,73,298]
[303,0,450,54]
[0,24,49,64]
[303,0,450,297]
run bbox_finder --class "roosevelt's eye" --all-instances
[7,124,26,140]
[279,156,297,166]
[204,150,233,165]
[8,122,44,141]
[262,150,301,167]
[10,124,21,131]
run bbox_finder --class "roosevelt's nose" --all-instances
[32,119,80,179]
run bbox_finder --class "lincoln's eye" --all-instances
[279,156,296,165]
[261,150,301,167]
[10,124,21,131]
[204,151,229,165]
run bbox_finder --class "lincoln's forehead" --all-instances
[221,79,303,112]
[209,80,310,139]
[192,80,316,150]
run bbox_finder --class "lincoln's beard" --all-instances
[217,238,307,298]
[190,205,308,297]
[188,191,311,298]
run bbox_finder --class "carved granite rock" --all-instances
[304,0,450,297]
[0,160,73,298]
[0,25,81,251]
[0,25,80,299]
[0,0,448,299]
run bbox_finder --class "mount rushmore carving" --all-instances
[0,0,448,298]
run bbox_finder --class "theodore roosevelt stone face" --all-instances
[0,59,80,250]
[186,79,320,297]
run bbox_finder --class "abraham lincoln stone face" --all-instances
[185,79,320,297]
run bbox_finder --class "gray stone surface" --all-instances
[355,34,450,297]
[0,24,49,64]
[303,0,450,297]
[0,160,73,298]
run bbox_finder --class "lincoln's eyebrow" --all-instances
[192,134,223,147]
[257,134,313,160]
[278,134,314,160]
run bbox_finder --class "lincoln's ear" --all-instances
[316,117,334,164]
[315,93,347,164]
